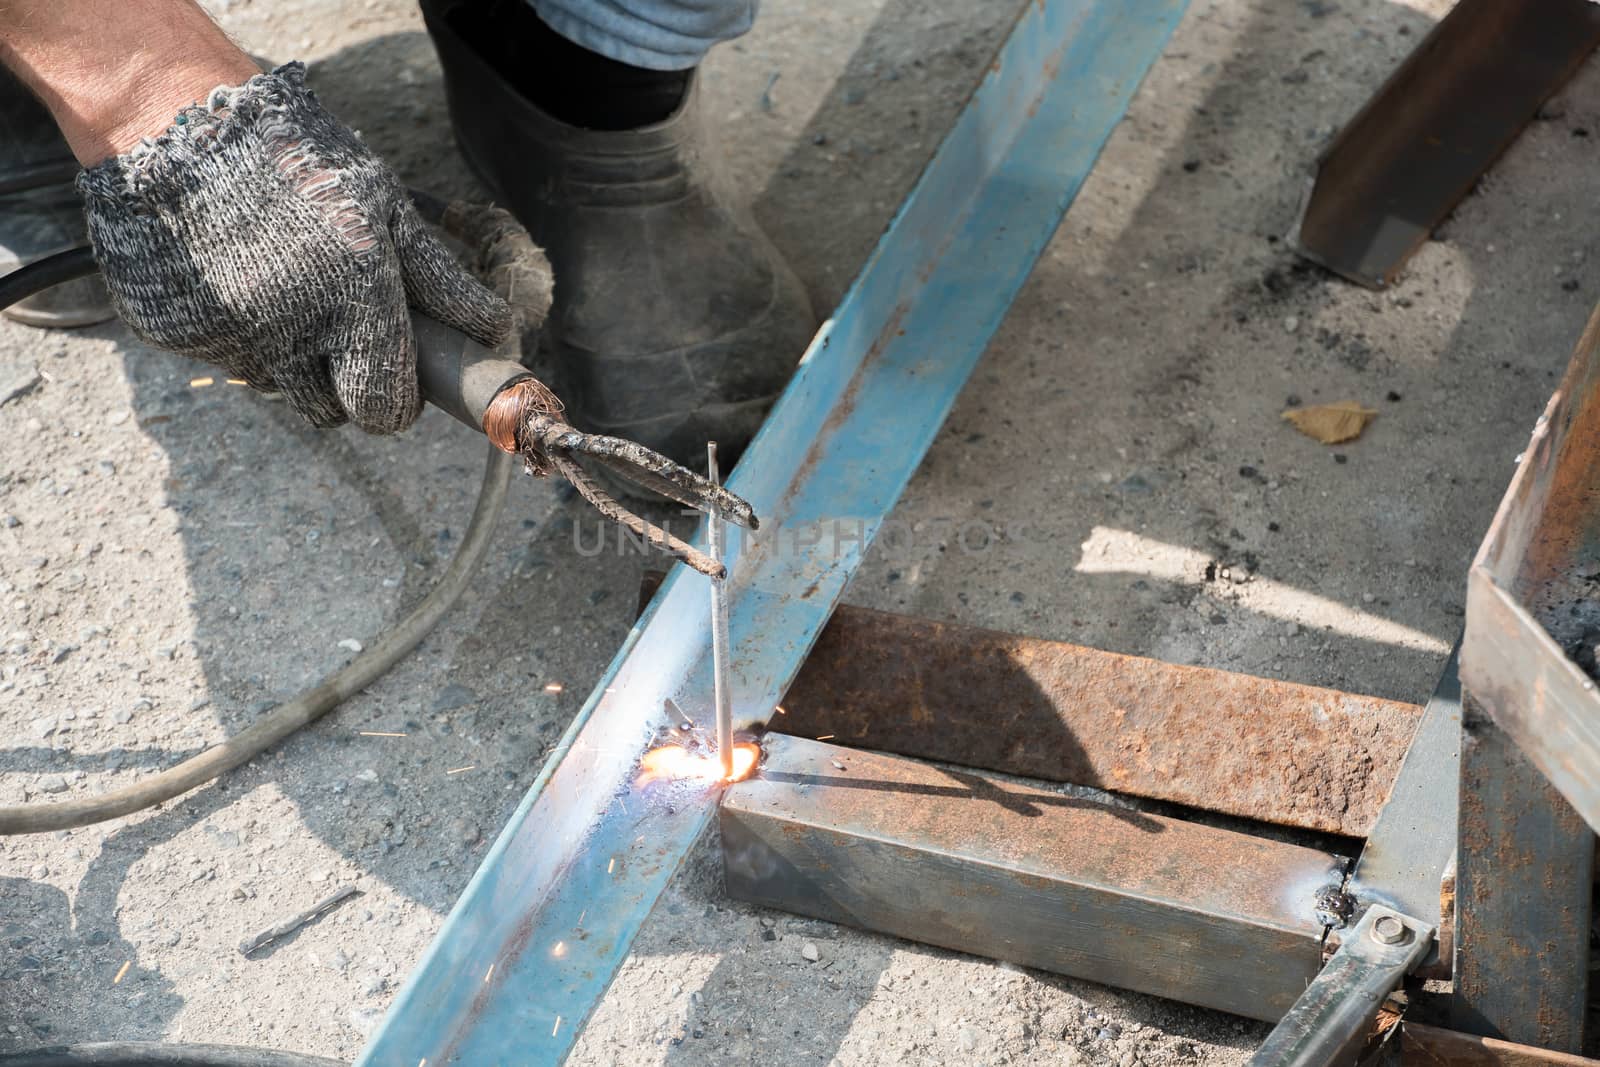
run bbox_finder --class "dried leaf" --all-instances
[1282,400,1377,444]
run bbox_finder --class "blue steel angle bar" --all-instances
[354,0,1190,1062]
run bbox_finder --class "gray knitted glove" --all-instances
[77,62,512,433]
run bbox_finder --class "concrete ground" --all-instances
[2,0,1593,1062]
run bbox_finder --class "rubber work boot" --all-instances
[0,66,114,328]
[421,0,816,468]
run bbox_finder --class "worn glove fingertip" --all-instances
[331,323,422,437]
[339,371,421,435]
[474,286,515,348]
[280,382,351,430]
[394,203,515,350]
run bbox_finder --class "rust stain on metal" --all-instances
[1448,697,1592,1051]
[1404,1021,1600,1067]
[771,303,909,516]
[1502,304,1600,609]
[774,604,1420,837]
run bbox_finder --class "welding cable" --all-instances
[0,1042,345,1066]
[0,245,97,308]
[0,195,516,835]
[0,445,510,833]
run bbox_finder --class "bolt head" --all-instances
[1371,915,1409,945]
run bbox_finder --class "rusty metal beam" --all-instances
[772,603,1421,837]
[1457,298,1600,1053]
[1291,0,1600,288]
[641,573,1423,837]
[1448,696,1592,1053]
[722,734,1347,1022]
[1405,1022,1600,1067]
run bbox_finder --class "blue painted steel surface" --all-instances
[355,1,1188,1062]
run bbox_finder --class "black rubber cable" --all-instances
[0,245,97,309]
[0,159,83,197]
[0,1042,344,1066]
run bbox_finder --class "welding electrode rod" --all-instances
[708,443,734,780]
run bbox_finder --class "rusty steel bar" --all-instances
[1404,1022,1600,1067]
[1290,0,1600,288]
[722,735,1347,1022]
[1448,696,1593,1053]
[770,604,1421,837]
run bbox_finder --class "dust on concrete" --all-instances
[5,0,1596,1062]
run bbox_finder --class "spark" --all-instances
[607,858,615,874]
[773,705,787,715]
[113,960,131,984]
[446,765,476,775]
[552,1016,563,1037]
[189,376,214,387]
[552,941,567,958]
[577,909,587,926]
[816,734,835,741]
[484,963,495,983]
[359,731,407,737]
[544,682,565,694]
[636,742,760,786]
[226,378,248,385]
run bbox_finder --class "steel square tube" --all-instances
[723,735,1347,1022]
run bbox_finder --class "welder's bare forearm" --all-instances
[0,0,258,163]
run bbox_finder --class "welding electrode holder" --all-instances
[412,311,526,435]
[0,239,756,579]
[0,177,759,570]
[410,309,538,450]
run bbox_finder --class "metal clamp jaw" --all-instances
[412,312,757,577]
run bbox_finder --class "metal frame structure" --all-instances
[721,633,1470,1057]
[356,0,1597,1062]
